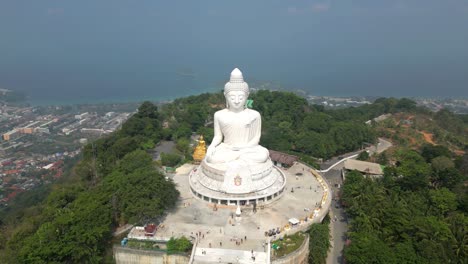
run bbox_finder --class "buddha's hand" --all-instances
[232,146,243,151]
[228,144,250,151]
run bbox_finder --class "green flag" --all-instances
[246,99,253,108]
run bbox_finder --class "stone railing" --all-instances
[268,162,331,264]
[188,236,198,264]
[279,163,332,236]
[113,245,190,264]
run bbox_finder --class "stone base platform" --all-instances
[152,162,331,263]
[189,162,286,206]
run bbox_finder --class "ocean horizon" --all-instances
[9,59,468,106]
[2,2,468,106]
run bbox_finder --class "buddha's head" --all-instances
[224,68,249,111]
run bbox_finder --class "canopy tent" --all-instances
[289,218,300,225]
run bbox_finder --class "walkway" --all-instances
[193,247,267,264]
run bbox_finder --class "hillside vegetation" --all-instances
[375,109,466,154]
[0,102,179,263]
[161,91,425,161]
[1,91,465,263]
[343,108,467,263]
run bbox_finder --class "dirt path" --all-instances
[113,224,133,237]
[421,131,436,145]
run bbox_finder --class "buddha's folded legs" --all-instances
[238,146,269,163]
[207,144,269,164]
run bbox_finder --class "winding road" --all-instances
[322,138,392,264]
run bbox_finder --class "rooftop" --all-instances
[343,159,383,175]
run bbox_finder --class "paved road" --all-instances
[322,138,392,264]
[320,151,362,171]
[113,224,134,237]
[152,140,176,160]
[374,138,392,154]
[324,169,347,264]
[320,138,392,171]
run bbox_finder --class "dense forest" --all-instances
[0,102,179,263]
[0,90,465,263]
[340,98,468,263]
[160,91,421,161]
[308,215,331,264]
[343,147,467,263]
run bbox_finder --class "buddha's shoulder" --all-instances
[214,109,229,116]
[214,109,260,118]
[245,108,260,117]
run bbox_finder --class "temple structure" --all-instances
[189,69,286,206]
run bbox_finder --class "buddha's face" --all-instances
[226,91,247,112]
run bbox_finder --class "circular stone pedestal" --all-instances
[189,160,286,206]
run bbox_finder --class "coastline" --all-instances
[25,87,221,106]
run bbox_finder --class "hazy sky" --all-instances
[1,1,467,103]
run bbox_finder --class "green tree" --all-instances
[176,138,191,156]
[447,213,468,262]
[172,123,192,140]
[135,101,159,119]
[431,156,455,172]
[393,241,423,264]
[197,127,214,144]
[428,188,457,217]
[357,151,370,161]
[431,167,463,190]
[308,223,330,264]
[395,149,431,191]
[160,152,182,167]
[376,152,388,165]
[302,112,332,133]
[345,233,396,264]
[421,144,451,162]
[166,237,192,252]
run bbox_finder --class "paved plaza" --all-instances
[154,162,329,263]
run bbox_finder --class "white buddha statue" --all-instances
[205,68,269,165]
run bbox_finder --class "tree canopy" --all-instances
[0,101,179,263]
[342,147,467,264]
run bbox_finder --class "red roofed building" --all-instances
[144,224,157,236]
[1,160,14,166]
[1,188,24,203]
[269,150,299,168]
[4,169,20,175]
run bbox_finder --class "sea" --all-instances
[2,54,468,106]
[2,1,468,105]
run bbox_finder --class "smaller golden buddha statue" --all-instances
[192,135,207,163]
